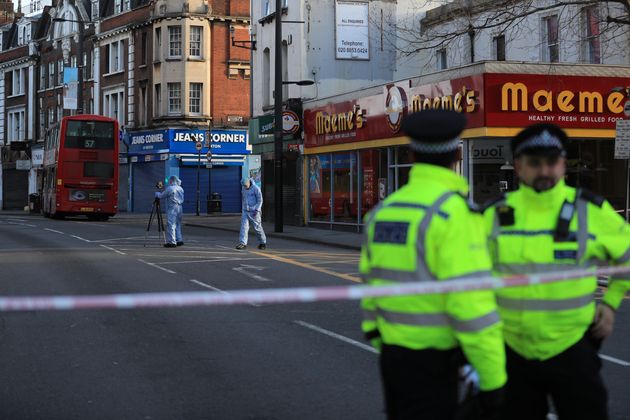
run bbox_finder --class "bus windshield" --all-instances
[64,120,116,149]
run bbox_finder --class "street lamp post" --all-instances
[272,0,315,233]
[273,0,284,233]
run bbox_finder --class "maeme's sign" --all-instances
[500,82,627,115]
[303,73,630,148]
[485,73,629,128]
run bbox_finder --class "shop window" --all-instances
[332,152,359,223]
[360,148,388,220]
[566,139,624,211]
[308,154,332,222]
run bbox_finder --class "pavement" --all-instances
[2,210,363,251]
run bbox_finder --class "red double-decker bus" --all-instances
[41,115,119,220]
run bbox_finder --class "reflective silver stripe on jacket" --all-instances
[616,246,630,264]
[363,309,377,322]
[415,192,456,282]
[489,199,506,262]
[576,194,589,262]
[494,263,591,275]
[376,308,499,332]
[496,293,594,311]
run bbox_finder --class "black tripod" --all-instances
[144,197,166,247]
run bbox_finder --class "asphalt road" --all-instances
[0,214,628,419]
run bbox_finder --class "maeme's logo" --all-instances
[409,87,477,114]
[501,82,628,114]
[385,85,408,133]
[315,105,365,135]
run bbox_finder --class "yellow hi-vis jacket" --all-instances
[484,180,630,361]
[360,164,507,392]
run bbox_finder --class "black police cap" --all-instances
[512,123,568,158]
[401,110,467,154]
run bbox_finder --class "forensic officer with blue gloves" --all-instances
[155,175,185,248]
[236,178,266,250]
[361,110,506,420]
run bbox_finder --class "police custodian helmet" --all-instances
[401,110,467,154]
[512,123,568,158]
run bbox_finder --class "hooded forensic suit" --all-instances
[155,176,185,245]
[239,178,266,246]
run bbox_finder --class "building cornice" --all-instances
[0,55,33,70]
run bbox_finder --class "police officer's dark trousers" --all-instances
[380,344,460,420]
[503,335,608,420]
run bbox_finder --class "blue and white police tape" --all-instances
[0,265,627,312]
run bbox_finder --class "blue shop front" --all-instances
[125,128,251,214]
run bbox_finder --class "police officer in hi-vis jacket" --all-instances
[483,123,630,420]
[360,110,506,420]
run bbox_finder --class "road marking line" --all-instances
[189,280,260,307]
[232,264,271,282]
[91,236,150,242]
[308,260,360,265]
[100,245,126,255]
[294,320,377,354]
[44,228,64,234]
[190,279,226,292]
[5,222,37,227]
[137,259,176,274]
[251,251,360,283]
[599,354,630,366]
[160,257,268,265]
[70,235,91,243]
[216,245,236,250]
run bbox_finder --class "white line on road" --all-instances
[189,280,260,307]
[70,235,92,243]
[294,320,378,354]
[189,279,226,292]
[44,228,64,234]
[160,257,268,265]
[5,222,37,227]
[233,264,272,282]
[137,259,176,274]
[100,245,126,255]
[599,354,630,366]
[91,236,149,242]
